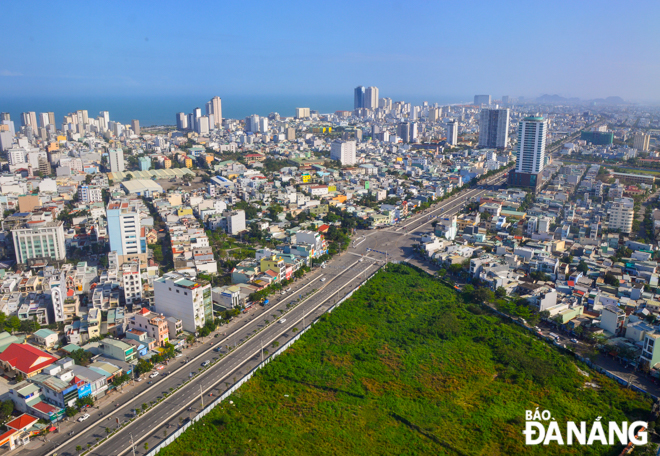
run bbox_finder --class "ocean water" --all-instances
[0,94,470,127]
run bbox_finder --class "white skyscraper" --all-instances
[515,116,547,174]
[108,148,125,173]
[197,116,210,135]
[209,96,223,128]
[246,115,260,133]
[39,112,50,128]
[259,117,269,133]
[478,108,510,149]
[446,120,458,145]
[176,112,187,130]
[330,140,356,165]
[364,87,379,110]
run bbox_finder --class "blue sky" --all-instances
[1,0,659,101]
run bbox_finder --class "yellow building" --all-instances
[163,159,172,169]
[328,184,337,192]
[332,195,347,204]
[302,174,311,183]
[260,255,285,281]
[56,135,67,142]
[47,142,59,152]
[396,157,403,162]
[184,157,193,168]
[177,207,193,217]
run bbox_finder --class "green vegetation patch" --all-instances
[159,264,651,456]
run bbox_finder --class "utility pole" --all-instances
[130,433,136,456]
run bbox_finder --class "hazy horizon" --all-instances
[1,0,659,102]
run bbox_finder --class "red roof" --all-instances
[0,429,17,445]
[0,343,57,375]
[32,401,56,414]
[139,308,151,315]
[67,288,74,297]
[317,224,330,233]
[6,414,39,431]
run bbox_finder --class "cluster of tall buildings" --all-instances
[354,86,380,110]
[16,110,140,139]
[176,96,222,134]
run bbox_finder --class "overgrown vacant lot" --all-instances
[160,264,652,456]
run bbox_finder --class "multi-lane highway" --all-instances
[24,170,509,456]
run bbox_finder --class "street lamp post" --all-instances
[129,433,136,456]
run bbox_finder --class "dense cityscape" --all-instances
[0,89,660,454]
[2,0,660,454]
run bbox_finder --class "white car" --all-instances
[175,353,183,358]
[135,377,143,382]
[202,360,210,367]
[278,318,286,324]
[149,372,159,379]
[320,278,326,282]
[78,413,90,422]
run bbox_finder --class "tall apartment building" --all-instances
[354,86,365,109]
[330,140,356,165]
[609,199,634,233]
[21,112,38,129]
[225,209,246,235]
[397,122,417,143]
[478,108,510,148]
[12,220,66,264]
[121,260,142,305]
[633,132,650,152]
[364,87,379,110]
[197,116,210,135]
[295,108,310,119]
[208,96,223,128]
[131,119,140,136]
[515,116,547,174]
[446,120,458,145]
[107,201,146,264]
[286,127,296,141]
[108,148,125,173]
[78,185,103,203]
[176,112,188,130]
[153,272,212,332]
[474,95,491,106]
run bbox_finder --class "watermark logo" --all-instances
[523,409,647,446]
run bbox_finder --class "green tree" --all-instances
[604,273,620,287]
[75,395,94,408]
[135,359,153,376]
[6,315,21,334]
[69,349,93,366]
[576,261,589,274]
[495,287,507,298]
